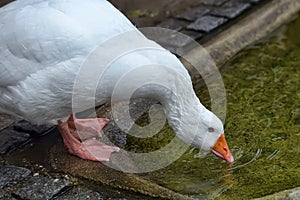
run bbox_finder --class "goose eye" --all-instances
[208,127,215,132]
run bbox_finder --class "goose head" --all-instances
[190,109,234,163]
[162,93,234,163]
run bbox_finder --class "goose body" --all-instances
[0,0,233,163]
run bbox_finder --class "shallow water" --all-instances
[127,14,300,199]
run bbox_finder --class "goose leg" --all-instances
[57,114,120,162]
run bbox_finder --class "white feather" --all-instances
[0,0,224,150]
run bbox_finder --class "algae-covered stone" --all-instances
[0,165,31,188]
[56,187,104,200]
[13,175,71,200]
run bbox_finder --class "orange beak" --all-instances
[211,134,234,163]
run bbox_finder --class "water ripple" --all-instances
[227,148,262,171]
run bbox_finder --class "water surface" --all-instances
[128,14,300,199]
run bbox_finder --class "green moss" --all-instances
[126,15,300,199]
[126,123,175,153]
[216,25,300,199]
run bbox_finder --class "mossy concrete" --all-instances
[255,187,300,200]
[50,140,194,200]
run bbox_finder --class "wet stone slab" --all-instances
[162,30,203,54]
[157,18,183,31]
[146,23,203,54]
[0,165,31,189]
[96,99,160,148]
[175,7,210,21]
[165,30,203,46]
[13,175,71,200]
[210,1,251,19]
[0,129,30,155]
[243,0,264,3]
[56,187,104,200]
[187,15,228,32]
[12,120,54,137]
[197,0,228,6]
[0,114,17,131]
[0,192,17,200]
[0,121,54,155]
[50,140,193,200]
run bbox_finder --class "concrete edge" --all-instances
[254,187,300,200]
[184,0,300,77]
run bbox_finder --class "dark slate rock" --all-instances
[129,99,159,121]
[102,120,128,148]
[210,2,251,19]
[250,0,263,2]
[181,30,204,40]
[187,15,227,32]
[0,120,55,155]
[141,27,175,46]
[142,26,202,54]
[175,7,210,21]
[161,30,203,54]
[97,98,168,148]
[157,18,183,31]
[0,192,17,200]
[0,165,31,188]
[197,0,227,6]
[13,175,71,200]
[0,114,17,131]
[0,129,30,155]
[56,187,104,200]
[164,32,197,47]
[13,120,54,137]
[99,99,159,147]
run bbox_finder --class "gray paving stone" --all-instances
[161,30,203,50]
[210,1,251,19]
[12,120,54,137]
[0,114,17,131]
[142,27,203,54]
[0,120,55,155]
[56,187,104,200]
[13,175,71,200]
[0,165,31,188]
[0,129,30,155]
[157,18,183,31]
[0,192,17,200]
[187,15,227,32]
[175,7,210,21]
[250,0,263,2]
[197,0,228,6]
[181,30,204,40]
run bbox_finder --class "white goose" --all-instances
[0,0,233,163]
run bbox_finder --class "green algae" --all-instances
[125,14,300,199]
[214,15,300,199]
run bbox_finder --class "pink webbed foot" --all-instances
[57,114,120,162]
